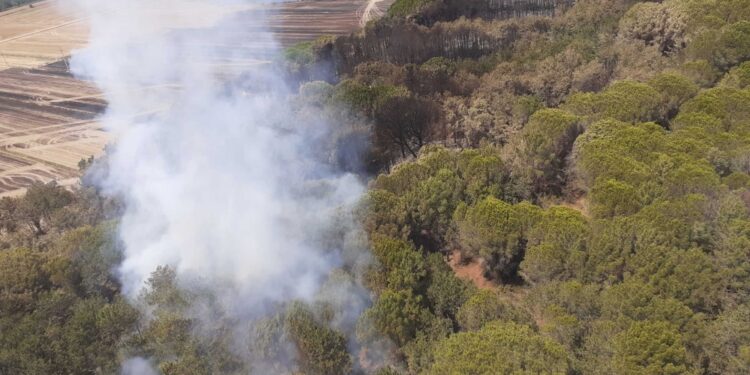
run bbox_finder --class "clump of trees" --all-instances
[0,183,135,375]
[337,0,750,373]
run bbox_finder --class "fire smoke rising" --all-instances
[67,0,372,371]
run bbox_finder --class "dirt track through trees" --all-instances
[0,0,393,196]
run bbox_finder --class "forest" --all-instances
[2,0,750,374]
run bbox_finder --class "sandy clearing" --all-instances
[448,250,498,290]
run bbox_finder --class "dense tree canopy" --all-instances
[329,0,750,373]
[427,321,569,375]
[4,0,750,374]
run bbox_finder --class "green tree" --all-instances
[590,178,642,217]
[678,86,750,133]
[515,109,583,196]
[0,248,49,314]
[724,171,750,190]
[631,195,711,250]
[613,321,691,375]
[599,280,705,347]
[565,81,662,123]
[458,148,507,204]
[521,206,589,283]
[361,189,411,240]
[573,120,665,188]
[358,289,431,346]
[454,197,541,282]
[404,168,464,248]
[425,253,471,322]
[427,321,569,375]
[703,304,750,375]
[285,302,352,375]
[627,246,723,312]
[648,73,699,122]
[367,236,427,293]
[18,181,74,236]
[456,289,531,331]
[702,21,750,70]
[720,61,750,88]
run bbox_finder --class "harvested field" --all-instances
[0,0,393,196]
[0,1,87,69]
[268,0,388,45]
[0,60,104,195]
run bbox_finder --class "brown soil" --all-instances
[447,250,498,290]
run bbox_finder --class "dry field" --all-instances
[0,0,392,196]
[0,1,87,69]
[0,60,103,195]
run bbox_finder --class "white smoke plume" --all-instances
[69,0,364,303]
[120,357,159,375]
[68,0,372,354]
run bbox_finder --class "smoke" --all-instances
[121,357,159,375]
[67,0,374,369]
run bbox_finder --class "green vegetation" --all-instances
[317,0,750,373]
[428,321,569,374]
[284,41,315,66]
[387,0,433,17]
[4,0,750,374]
[0,183,136,375]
